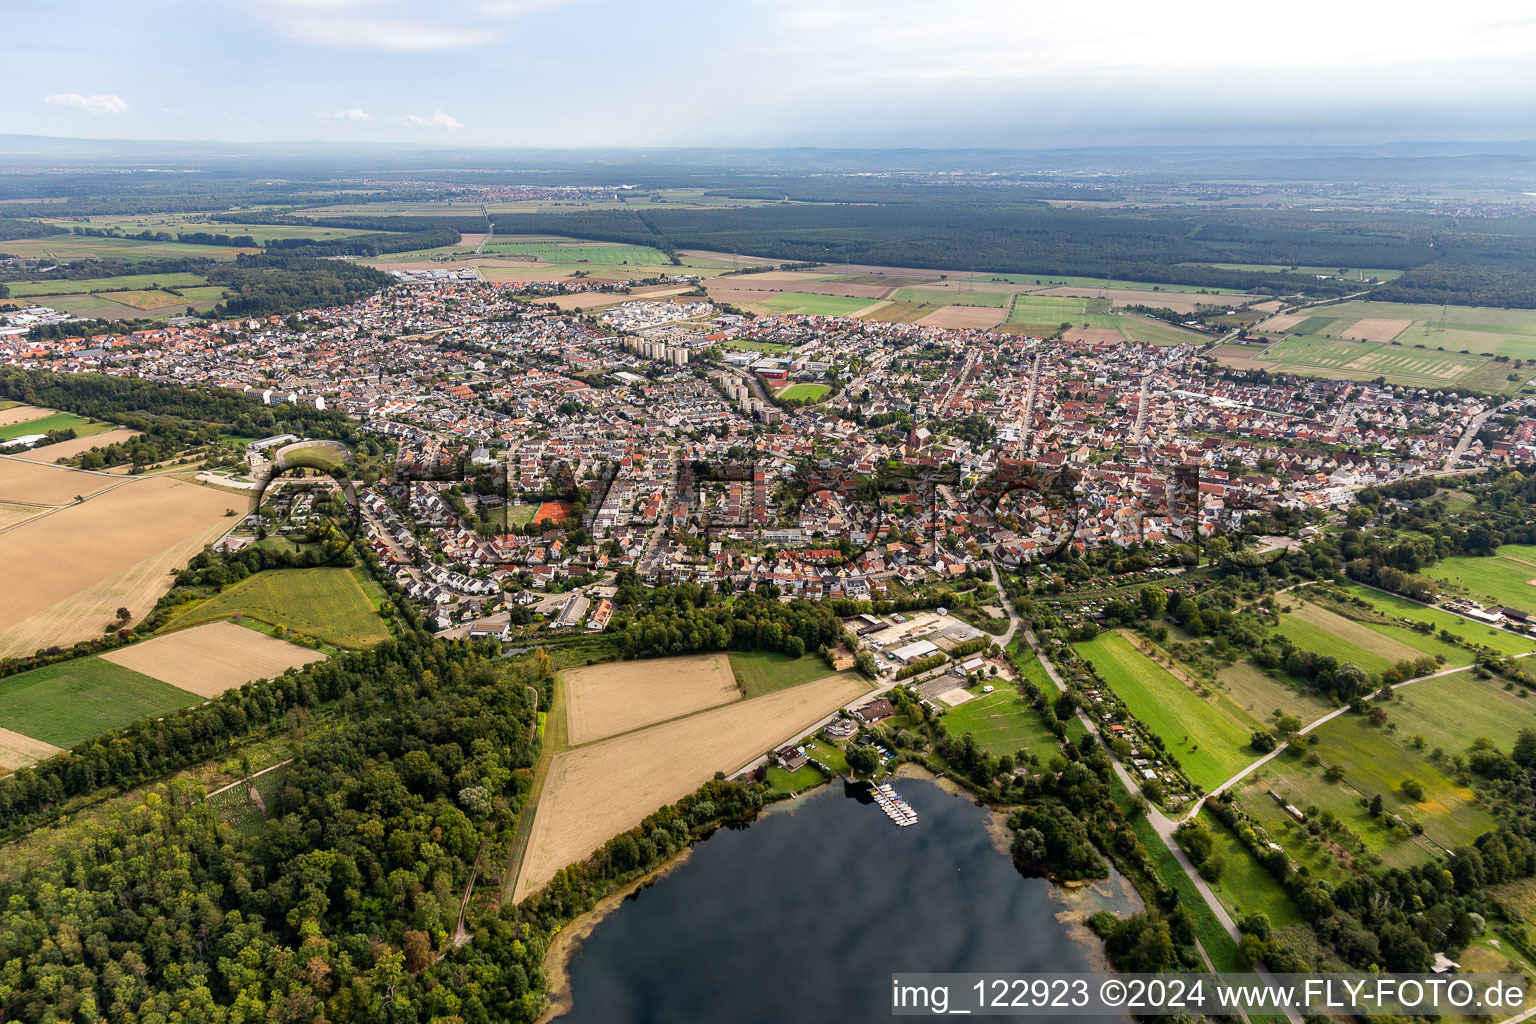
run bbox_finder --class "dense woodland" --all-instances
[608,577,845,659]
[203,254,393,318]
[0,368,382,470]
[0,639,551,1024]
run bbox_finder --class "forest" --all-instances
[608,578,846,659]
[0,367,380,469]
[0,638,548,1024]
[203,254,394,318]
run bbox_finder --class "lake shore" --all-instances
[535,846,696,1024]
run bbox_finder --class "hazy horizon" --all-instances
[7,0,1536,149]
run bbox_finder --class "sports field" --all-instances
[0,474,238,658]
[1075,630,1255,791]
[777,383,830,402]
[161,567,389,648]
[512,670,870,901]
[941,686,1058,758]
[102,620,327,698]
[0,656,195,749]
[1428,545,1536,612]
[564,652,740,745]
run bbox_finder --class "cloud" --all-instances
[44,93,128,115]
[314,108,373,121]
[253,0,583,51]
[401,107,465,130]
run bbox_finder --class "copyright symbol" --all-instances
[1101,980,1126,1007]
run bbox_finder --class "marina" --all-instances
[873,781,918,826]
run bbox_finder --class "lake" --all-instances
[557,776,1130,1023]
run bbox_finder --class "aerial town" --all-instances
[3,276,1529,648]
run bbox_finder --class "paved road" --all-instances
[1011,610,1300,1023]
[1443,399,1505,472]
[1131,371,1154,443]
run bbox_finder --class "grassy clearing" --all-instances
[1198,809,1304,930]
[1385,672,1536,759]
[1117,317,1210,346]
[973,272,1250,294]
[746,292,872,317]
[0,412,107,441]
[856,300,938,323]
[0,656,195,748]
[1340,583,1536,657]
[941,686,1058,759]
[777,383,830,402]
[483,241,669,265]
[891,286,1008,308]
[1211,659,1333,726]
[0,236,253,262]
[1429,545,1536,612]
[1076,631,1256,792]
[1275,606,1396,676]
[727,650,847,698]
[1111,781,1243,971]
[161,567,389,648]
[1237,782,1351,885]
[4,272,208,297]
[1251,713,1496,868]
[1293,594,1462,663]
[1190,263,1404,281]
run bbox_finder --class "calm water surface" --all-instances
[560,777,1116,1023]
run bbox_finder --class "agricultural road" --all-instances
[1016,612,1300,1024]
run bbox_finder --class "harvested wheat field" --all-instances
[1338,318,1411,343]
[565,652,740,745]
[1040,286,1214,314]
[0,503,48,529]
[916,304,1007,329]
[0,458,119,506]
[514,672,869,901]
[530,287,692,311]
[0,727,60,772]
[0,476,237,658]
[0,405,54,428]
[1257,313,1306,333]
[1063,327,1126,345]
[102,620,327,698]
[14,428,141,464]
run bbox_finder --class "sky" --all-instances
[5,0,1536,149]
